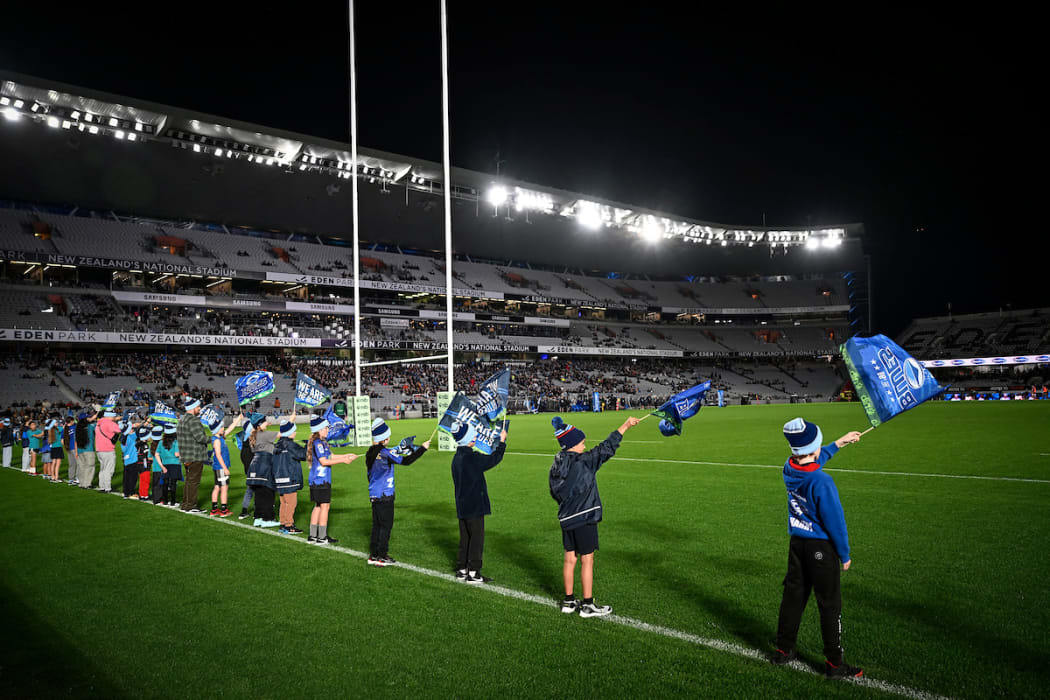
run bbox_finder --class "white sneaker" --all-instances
[561,599,580,614]
[578,602,612,618]
[464,571,488,585]
[259,520,280,528]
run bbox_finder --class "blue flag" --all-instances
[392,435,418,459]
[651,380,711,437]
[235,370,275,406]
[199,404,225,432]
[476,368,510,422]
[102,391,121,411]
[438,392,502,455]
[323,401,354,447]
[150,401,177,424]
[294,371,332,408]
[841,334,947,428]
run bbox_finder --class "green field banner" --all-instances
[351,395,372,448]
[437,391,455,452]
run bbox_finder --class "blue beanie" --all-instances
[250,412,267,428]
[163,423,177,435]
[783,418,822,456]
[279,420,295,437]
[552,416,585,451]
[450,420,476,447]
[136,426,151,440]
[310,415,329,433]
[150,426,164,441]
[371,417,391,443]
[185,397,201,411]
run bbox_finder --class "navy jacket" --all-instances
[273,437,307,494]
[549,431,622,531]
[245,431,277,489]
[451,441,507,519]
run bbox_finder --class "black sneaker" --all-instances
[286,525,304,534]
[307,536,318,544]
[455,569,467,581]
[825,661,863,679]
[380,556,397,565]
[238,509,250,520]
[321,536,339,545]
[770,649,797,665]
[578,602,612,618]
[464,572,489,585]
[560,598,580,614]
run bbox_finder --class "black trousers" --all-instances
[150,473,164,504]
[164,477,179,505]
[776,536,843,664]
[122,462,140,496]
[370,497,395,557]
[458,516,485,572]
[253,486,276,521]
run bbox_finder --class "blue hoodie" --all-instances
[782,443,850,563]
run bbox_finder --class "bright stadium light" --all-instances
[13,99,24,109]
[127,132,137,141]
[46,116,60,128]
[114,130,125,139]
[0,97,9,106]
[805,237,821,250]
[487,185,508,207]
[108,117,118,127]
[577,201,603,230]
[2,108,20,121]
[193,143,201,152]
[641,217,661,242]
[823,237,841,248]
[88,125,99,134]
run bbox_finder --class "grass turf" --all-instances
[1,401,1048,698]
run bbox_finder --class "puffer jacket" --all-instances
[273,436,307,494]
[245,431,278,489]
[548,431,621,530]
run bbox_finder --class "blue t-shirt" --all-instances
[65,425,77,451]
[30,430,43,450]
[21,428,30,448]
[122,434,139,465]
[308,438,333,486]
[211,435,231,471]
[367,447,403,499]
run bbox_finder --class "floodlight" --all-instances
[2,108,20,121]
[108,117,118,126]
[577,202,602,230]
[805,237,821,250]
[127,132,137,141]
[46,116,60,128]
[114,130,125,139]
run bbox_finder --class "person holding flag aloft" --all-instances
[364,418,430,566]
[771,418,863,678]
[450,420,507,584]
[549,414,641,617]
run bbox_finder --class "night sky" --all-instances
[0,5,1042,335]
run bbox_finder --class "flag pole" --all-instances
[859,426,875,437]
[348,0,362,398]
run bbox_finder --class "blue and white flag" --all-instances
[199,404,225,432]
[102,391,121,411]
[476,368,510,422]
[438,392,502,455]
[294,371,331,408]
[322,401,354,447]
[150,400,177,424]
[235,370,275,406]
[592,391,601,413]
[392,435,419,459]
[841,335,947,428]
[651,380,711,437]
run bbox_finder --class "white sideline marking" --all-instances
[2,465,949,700]
[506,452,1050,484]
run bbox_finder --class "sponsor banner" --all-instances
[0,328,320,347]
[264,272,505,300]
[923,354,1050,368]
[663,305,851,315]
[3,250,254,278]
[285,301,355,315]
[535,345,684,358]
[380,318,411,329]
[111,291,282,311]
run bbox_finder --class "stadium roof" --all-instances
[0,71,864,277]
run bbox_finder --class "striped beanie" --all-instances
[310,415,329,433]
[184,397,201,411]
[450,420,476,447]
[150,426,164,442]
[371,417,391,443]
[279,420,295,438]
[783,418,822,456]
[163,423,177,435]
[552,416,585,451]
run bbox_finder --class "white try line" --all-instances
[506,453,1050,485]
[0,465,948,700]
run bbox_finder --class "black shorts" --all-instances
[50,446,64,461]
[310,483,332,505]
[562,523,599,555]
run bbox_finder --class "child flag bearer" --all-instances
[548,414,641,617]
[771,418,864,679]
